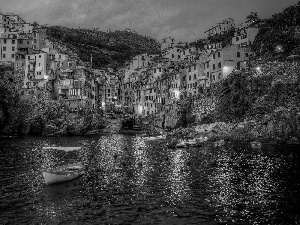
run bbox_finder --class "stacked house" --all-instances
[117,17,259,122]
[0,12,105,110]
[1,12,260,117]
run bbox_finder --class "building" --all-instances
[232,24,259,48]
[23,52,50,89]
[204,18,235,37]
[32,28,47,50]
[0,34,18,63]
[129,53,150,70]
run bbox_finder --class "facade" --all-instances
[232,26,259,48]
[32,28,47,50]
[0,35,18,63]
[23,52,50,89]
[205,18,235,37]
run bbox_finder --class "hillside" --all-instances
[45,26,161,69]
[251,2,300,57]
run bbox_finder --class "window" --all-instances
[12,47,15,51]
[207,72,209,78]
[245,53,249,57]
[194,64,196,70]
[3,46,6,51]
[218,52,221,58]
[28,56,30,60]
[172,54,174,58]
[159,68,161,72]
[194,74,196,79]
[236,36,239,42]
[213,75,215,81]
[4,39,6,44]
[189,75,191,80]
[237,52,240,58]
[11,54,14,58]
[237,62,240,70]
[189,66,191,72]
[3,54,5,58]
[213,53,215,59]
[218,62,221,68]
[218,73,221,80]
[213,64,215,70]
[12,39,15,44]
[154,69,156,73]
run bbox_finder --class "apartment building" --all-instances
[23,52,50,89]
[162,47,182,61]
[204,18,235,37]
[32,28,47,50]
[0,35,18,63]
[129,53,150,70]
[161,37,176,51]
[232,24,259,48]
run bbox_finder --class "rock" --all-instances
[42,123,58,136]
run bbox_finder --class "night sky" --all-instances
[0,0,299,42]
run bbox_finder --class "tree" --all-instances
[246,12,261,27]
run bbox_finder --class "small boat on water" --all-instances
[176,140,187,148]
[250,141,262,149]
[214,139,225,147]
[42,147,85,185]
[144,135,167,141]
[185,139,204,147]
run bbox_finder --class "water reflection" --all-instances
[0,136,299,224]
[208,144,299,224]
[165,148,191,205]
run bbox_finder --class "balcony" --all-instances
[29,59,35,64]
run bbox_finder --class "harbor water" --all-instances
[0,134,299,224]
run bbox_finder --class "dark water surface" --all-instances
[0,134,299,225]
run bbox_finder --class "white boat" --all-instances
[214,139,225,147]
[144,135,166,141]
[250,141,262,149]
[42,147,85,185]
[176,140,187,148]
[42,162,85,185]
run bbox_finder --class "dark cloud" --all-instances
[0,0,299,42]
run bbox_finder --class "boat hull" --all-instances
[42,163,85,185]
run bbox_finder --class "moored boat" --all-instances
[250,141,262,149]
[42,147,85,185]
[42,162,85,185]
[176,140,187,148]
[144,135,167,141]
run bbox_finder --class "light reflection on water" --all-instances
[0,135,299,224]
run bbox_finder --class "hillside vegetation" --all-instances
[46,26,160,69]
